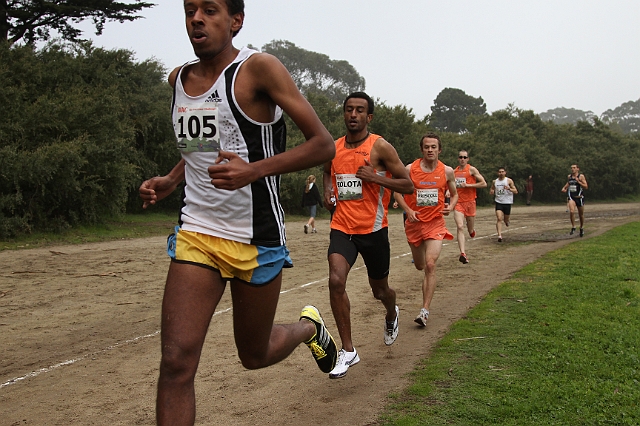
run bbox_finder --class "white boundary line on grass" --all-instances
[1,226,527,389]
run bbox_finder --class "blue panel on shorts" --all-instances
[251,245,293,285]
[166,225,180,259]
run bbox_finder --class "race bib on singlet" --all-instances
[335,174,363,200]
[455,177,466,188]
[174,103,221,152]
[569,184,577,193]
[416,188,438,207]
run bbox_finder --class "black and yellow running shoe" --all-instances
[300,305,337,373]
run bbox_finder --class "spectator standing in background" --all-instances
[526,175,533,205]
[302,174,323,233]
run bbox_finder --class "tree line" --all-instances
[1,40,639,239]
[284,97,640,213]
[540,101,640,134]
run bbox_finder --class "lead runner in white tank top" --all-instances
[172,47,288,247]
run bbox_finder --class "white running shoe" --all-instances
[304,224,309,234]
[384,305,399,345]
[329,348,360,379]
[414,308,429,327]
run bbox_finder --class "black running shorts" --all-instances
[495,202,512,215]
[568,196,585,207]
[328,228,390,280]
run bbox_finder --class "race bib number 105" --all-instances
[175,104,221,152]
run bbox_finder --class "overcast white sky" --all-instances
[83,0,640,120]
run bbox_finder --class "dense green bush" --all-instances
[0,41,178,237]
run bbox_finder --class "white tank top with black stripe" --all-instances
[171,47,288,246]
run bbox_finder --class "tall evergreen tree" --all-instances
[0,0,154,46]
[261,40,365,103]
[430,87,486,133]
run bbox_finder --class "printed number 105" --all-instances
[177,115,217,139]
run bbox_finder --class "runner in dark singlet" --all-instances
[561,164,588,236]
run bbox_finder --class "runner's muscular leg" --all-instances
[368,276,397,322]
[410,240,427,271]
[230,273,315,370]
[496,210,504,235]
[422,239,444,310]
[577,205,585,228]
[466,215,475,235]
[157,261,226,426]
[328,253,354,351]
[568,199,576,227]
[454,210,466,253]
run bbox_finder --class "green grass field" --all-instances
[379,221,640,425]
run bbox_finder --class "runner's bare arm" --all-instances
[356,138,413,194]
[323,161,335,209]
[579,175,588,189]
[139,159,185,209]
[138,67,186,208]
[490,180,496,195]
[393,168,419,222]
[471,166,487,188]
[443,166,458,215]
[208,53,335,190]
[508,178,519,194]
[393,191,409,211]
[393,167,412,213]
[168,66,180,88]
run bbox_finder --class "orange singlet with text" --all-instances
[405,159,448,223]
[454,164,477,203]
[330,133,391,235]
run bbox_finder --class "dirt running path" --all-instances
[1,203,638,425]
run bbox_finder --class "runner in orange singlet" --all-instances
[394,133,458,327]
[453,150,486,264]
[323,92,414,379]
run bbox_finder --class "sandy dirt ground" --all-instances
[1,203,639,425]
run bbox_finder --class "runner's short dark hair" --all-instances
[225,0,244,14]
[225,0,244,36]
[344,92,374,115]
[420,132,441,150]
